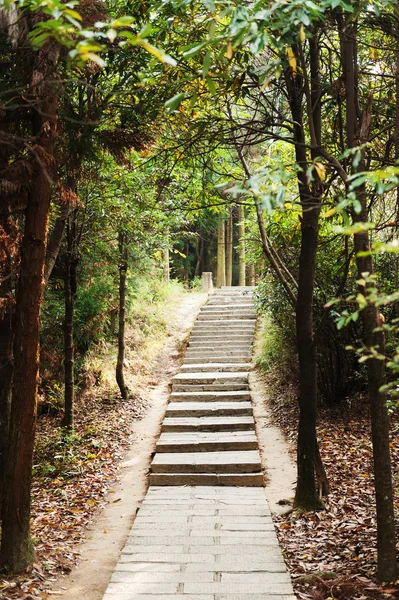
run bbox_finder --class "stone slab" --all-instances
[170,391,251,402]
[104,595,213,600]
[151,450,261,472]
[165,401,253,417]
[122,545,283,557]
[171,384,250,393]
[161,416,255,432]
[156,431,258,453]
[149,473,264,486]
[172,372,249,383]
[184,584,293,594]
[179,364,251,373]
[125,536,279,547]
[184,357,251,364]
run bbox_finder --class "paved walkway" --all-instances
[102,287,295,599]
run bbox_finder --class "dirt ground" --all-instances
[51,291,296,600]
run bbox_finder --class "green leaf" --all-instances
[206,76,217,94]
[183,43,205,59]
[202,51,211,79]
[165,93,186,112]
[139,23,152,38]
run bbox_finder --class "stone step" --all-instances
[149,472,264,486]
[191,328,255,335]
[172,372,249,385]
[194,318,256,326]
[161,416,255,432]
[151,450,262,474]
[165,401,253,417]
[179,363,250,373]
[200,307,256,313]
[198,313,256,321]
[156,431,258,453]
[192,321,256,328]
[190,334,254,341]
[185,348,252,356]
[172,383,250,392]
[191,326,255,333]
[170,391,251,402]
[188,340,252,348]
[183,356,251,364]
[207,298,254,303]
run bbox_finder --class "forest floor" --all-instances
[268,392,399,600]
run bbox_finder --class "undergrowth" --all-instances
[254,310,298,405]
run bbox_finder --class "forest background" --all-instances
[2,0,399,599]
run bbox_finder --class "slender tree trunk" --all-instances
[238,204,246,286]
[62,213,78,430]
[226,209,233,286]
[254,199,297,306]
[0,306,13,517]
[246,264,255,287]
[0,58,57,568]
[216,219,226,288]
[116,232,129,400]
[234,149,297,306]
[44,204,70,285]
[294,211,322,510]
[0,211,14,517]
[286,39,324,511]
[339,16,397,580]
[163,247,170,283]
[195,237,204,277]
[354,214,397,581]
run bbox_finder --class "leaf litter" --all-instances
[270,398,399,600]
[0,391,147,600]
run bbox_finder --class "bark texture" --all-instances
[116,232,129,400]
[339,15,397,580]
[238,205,246,286]
[286,38,324,511]
[226,210,233,287]
[62,212,78,430]
[1,65,57,570]
[216,219,226,288]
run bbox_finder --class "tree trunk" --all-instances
[339,15,397,580]
[216,218,226,288]
[354,224,397,581]
[246,264,255,287]
[226,209,233,287]
[0,210,14,518]
[0,307,13,517]
[163,246,170,283]
[194,237,204,277]
[285,40,324,511]
[294,207,322,510]
[1,81,57,570]
[238,204,246,286]
[61,212,78,430]
[116,232,129,400]
[44,204,70,285]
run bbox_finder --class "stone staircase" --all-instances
[149,286,264,487]
[101,286,296,600]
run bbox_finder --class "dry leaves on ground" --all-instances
[0,392,147,600]
[270,399,399,600]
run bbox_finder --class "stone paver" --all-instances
[101,288,295,599]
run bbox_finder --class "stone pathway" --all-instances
[102,287,295,599]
